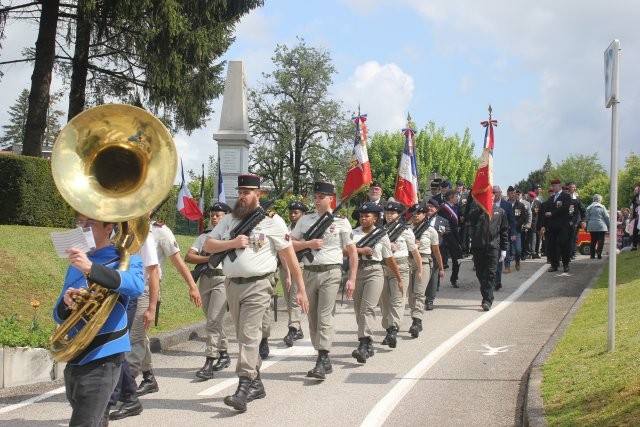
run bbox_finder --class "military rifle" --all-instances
[385,206,411,243]
[355,225,388,259]
[209,184,292,268]
[295,199,349,263]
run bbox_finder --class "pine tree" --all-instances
[0,89,29,149]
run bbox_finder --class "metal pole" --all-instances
[607,98,618,352]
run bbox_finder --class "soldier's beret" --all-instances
[456,180,464,186]
[210,202,231,213]
[359,201,383,214]
[313,181,334,195]
[426,198,439,209]
[528,191,536,198]
[288,200,308,212]
[507,185,515,192]
[370,181,382,188]
[532,183,542,189]
[440,180,452,188]
[384,201,403,212]
[515,187,522,194]
[550,179,562,185]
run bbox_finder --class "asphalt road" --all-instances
[0,255,601,427]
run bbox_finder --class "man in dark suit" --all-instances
[352,181,386,225]
[437,190,463,287]
[493,186,515,290]
[541,179,573,272]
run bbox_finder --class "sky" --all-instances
[1,0,639,191]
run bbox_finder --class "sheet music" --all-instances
[50,227,96,258]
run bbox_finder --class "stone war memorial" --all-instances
[213,60,254,208]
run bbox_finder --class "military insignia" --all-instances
[462,199,467,205]
[515,209,521,216]
[569,205,575,214]
[285,234,290,241]
[267,210,276,218]
[556,201,563,208]
[172,240,178,248]
[329,224,336,234]
[249,232,266,251]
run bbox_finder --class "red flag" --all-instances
[177,160,203,221]
[341,112,372,200]
[471,109,497,218]
[394,114,420,207]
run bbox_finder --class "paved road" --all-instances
[0,256,601,426]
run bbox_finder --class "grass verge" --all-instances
[542,249,640,426]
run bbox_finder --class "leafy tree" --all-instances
[548,153,605,189]
[367,121,477,200]
[1,88,64,149]
[579,173,610,207]
[248,38,354,194]
[516,156,552,192]
[618,152,640,208]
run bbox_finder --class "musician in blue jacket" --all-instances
[53,214,144,427]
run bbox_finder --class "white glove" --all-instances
[499,250,506,262]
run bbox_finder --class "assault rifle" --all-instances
[209,184,292,268]
[412,217,431,240]
[190,251,212,282]
[385,206,411,243]
[355,226,388,259]
[296,199,349,263]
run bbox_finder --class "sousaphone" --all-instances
[50,104,177,362]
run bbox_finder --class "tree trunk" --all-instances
[22,0,60,157]
[67,1,90,121]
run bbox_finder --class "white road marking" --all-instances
[471,343,514,356]
[197,340,316,396]
[0,386,66,414]
[360,263,548,427]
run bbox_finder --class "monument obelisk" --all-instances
[213,60,254,208]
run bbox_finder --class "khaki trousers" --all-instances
[353,265,384,339]
[381,261,410,329]
[280,269,302,330]
[408,261,432,320]
[225,277,273,379]
[127,287,151,378]
[198,274,228,357]
[304,268,341,351]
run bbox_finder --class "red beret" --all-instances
[528,191,536,198]
[550,179,562,185]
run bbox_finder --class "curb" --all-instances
[149,321,207,353]
[523,263,605,426]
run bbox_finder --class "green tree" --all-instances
[1,88,64,149]
[579,173,610,207]
[618,152,640,208]
[248,38,354,194]
[548,153,605,189]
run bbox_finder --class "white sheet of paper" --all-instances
[50,227,96,258]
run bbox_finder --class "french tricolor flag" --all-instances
[177,160,203,221]
[393,118,419,207]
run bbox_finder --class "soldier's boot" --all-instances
[351,338,369,364]
[387,326,398,349]
[259,338,270,359]
[212,351,231,371]
[322,350,333,374]
[381,328,391,346]
[307,350,330,380]
[136,370,159,396]
[409,318,422,338]
[195,357,215,380]
[224,376,251,412]
[246,371,266,403]
[283,327,298,347]
[366,337,375,357]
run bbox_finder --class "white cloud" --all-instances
[334,61,415,131]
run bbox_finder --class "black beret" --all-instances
[532,183,542,189]
[456,180,464,186]
[313,181,334,195]
[440,180,451,188]
[384,201,403,212]
[237,174,260,189]
[565,181,575,186]
[370,181,382,188]
[358,201,383,214]
[210,202,231,213]
[514,187,522,194]
[426,198,440,209]
[288,200,308,212]
[507,185,515,192]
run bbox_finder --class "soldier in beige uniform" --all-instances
[291,181,358,380]
[185,202,232,380]
[204,175,308,412]
[351,202,402,363]
[381,201,422,349]
[408,203,443,338]
[281,200,308,346]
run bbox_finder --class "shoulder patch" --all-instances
[335,214,346,219]
[267,210,277,218]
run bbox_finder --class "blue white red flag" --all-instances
[471,109,497,218]
[177,159,203,221]
[394,115,419,207]
[341,111,372,200]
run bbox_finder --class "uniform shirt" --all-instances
[209,212,290,278]
[137,232,159,288]
[392,228,417,258]
[414,224,439,256]
[191,233,208,254]
[151,222,180,279]
[352,227,393,261]
[291,212,354,265]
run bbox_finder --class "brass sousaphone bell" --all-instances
[50,104,177,362]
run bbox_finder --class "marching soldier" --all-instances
[204,175,309,412]
[185,202,233,380]
[380,201,422,348]
[281,200,308,347]
[351,202,402,363]
[291,182,358,380]
[540,179,573,273]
